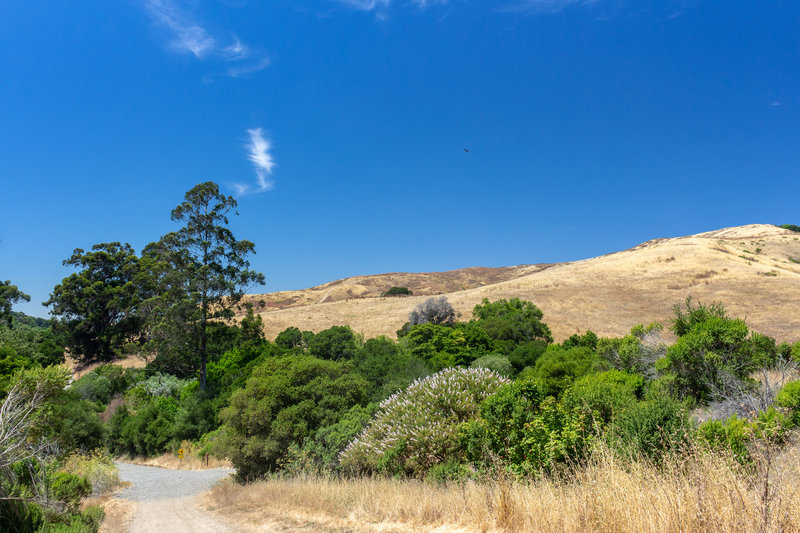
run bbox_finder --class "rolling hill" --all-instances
[242,224,800,343]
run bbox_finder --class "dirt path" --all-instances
[115,462,243,533]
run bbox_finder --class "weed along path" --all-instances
[115,462,243,532]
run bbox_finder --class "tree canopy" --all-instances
[44,243,141,362]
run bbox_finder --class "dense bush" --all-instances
[339,367,509,477]
[351,337,430,401]
[507,340,547,373]
[49,472,92,513]
[610,393,692,462]
[274,326,303,349]
[381,286,412,297]
[657,312,777,402]
[307,325,360,361]
[108,396,179,456]
[296,404,377,472]
[561,370,644,426]
[472,298,553,347]
[522,346,611,397]
[219,355,368,480]
[698,407,792,466]
[775,381,800,425]
[50,395,107,452]
[403,322,493,370]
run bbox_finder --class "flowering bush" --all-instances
[339,367,510,477]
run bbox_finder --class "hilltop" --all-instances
[243,224,800,342]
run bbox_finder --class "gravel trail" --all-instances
[116,462,241,533]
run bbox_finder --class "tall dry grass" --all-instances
[119,440,231,470]
[208,443,800,532]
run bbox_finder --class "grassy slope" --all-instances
[244,224,800,343]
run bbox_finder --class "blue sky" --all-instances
[1,0,798,317]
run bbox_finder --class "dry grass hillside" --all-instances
[242,224,800,343]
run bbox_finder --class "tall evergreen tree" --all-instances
[143,182,264,388]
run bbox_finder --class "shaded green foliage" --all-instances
[610,393,692,462]
[472,298,553,349]
[219,355,368,480]
[460,380,594,476]
[0,280,30,327]
[351,336,430,401]
[381,286,412,297]
[45,243,142,363]
[658,300,778,402]
[507,340,547,374]
[522,346,611,397]
[307,325,360,361]
[403,322,493,370]
[776,381,800,425]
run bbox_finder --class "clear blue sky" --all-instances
[1,0,798,318]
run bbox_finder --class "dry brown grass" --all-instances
[120,452,231,471]
[207,444,800,533]
[67,353,147,380]
[85,495,135,533]
[244,224,800,343]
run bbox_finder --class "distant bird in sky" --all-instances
[463,148,469,152]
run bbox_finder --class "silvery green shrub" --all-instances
[339,367,509,476]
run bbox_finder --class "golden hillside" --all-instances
[243,224,800,343]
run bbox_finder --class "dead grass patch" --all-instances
[120,452,231,470]
[85,495,135,533]
[208,444,800,533]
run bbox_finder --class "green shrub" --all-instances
[352,337,430,401]
[274,326,303,349]
[507,341,547,373]
[610,394,692,462]
[561,370,643,426]
[403,322,494,370]
[50,395,107,452]
[340,367,509,477]
[697,416,752,464]
[776,380,800,425]
[297,404,377,472]
[219,355,368,480]
[109,396,179,457]
[460,380,593,476]
[658,300,777,402]
[525,346,610,397]
[49,473,91,513]
[425,459,475,484]
[70,373,113,405]
[307,326,360,361]
[381,286,413,297]
[60,451,120,496]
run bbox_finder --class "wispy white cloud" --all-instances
[143,0,269,78]
[233,128,276,196]
[227,58,272,78]
[500,0,596,14]
[332,0,447,13]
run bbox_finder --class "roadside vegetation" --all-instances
[2,207,800,531]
